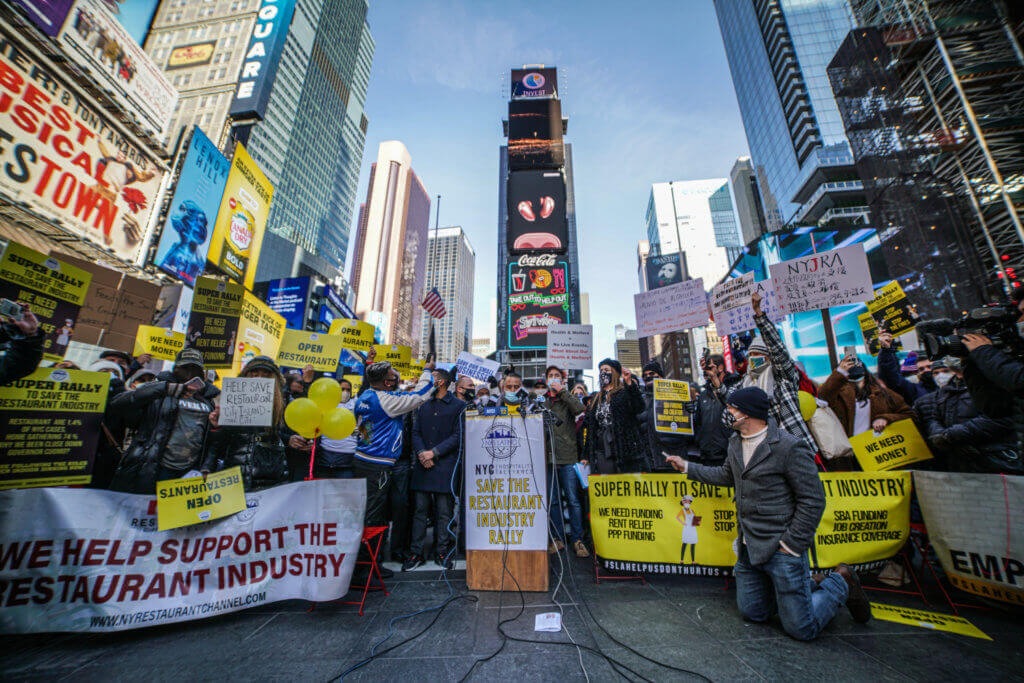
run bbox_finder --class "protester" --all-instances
[582,358,647,474]
[542,365,589,557]
[205,356,290,490]
[664,386,871,640]
[0,301,43,384]
[389,411,415,564]
[498,371,524,412]
[89,358,127,490]
[571,382,589,402]
[127,368,157,389]
[877,332,935,405]
[108,348,219,493]
[475,384,497,409]
[406,368,464,570]
[639,361,691,471]
[315,378,358,479]
[818,354,914,440]
[98,350,132,382]
[285,373,306,400]
[454,375,476,404]
[532,379,547,398]
[693,353,741,464]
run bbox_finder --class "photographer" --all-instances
[877,332,935,406]
[694,353,741,464]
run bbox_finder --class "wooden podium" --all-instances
[466,549,548,592]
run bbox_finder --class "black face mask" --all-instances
[919,371,934,387]
[599,371,612,387]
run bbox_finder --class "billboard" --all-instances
[57,0,177,139]
[264,276,310,329]
[10,0,73,36]
[507,253,571,350]
[229,0,297,120]
[645,253,685,291]
[166,41,217,70]
[508,99,564,170]
[507,170,567,254]
[153,128,230,287]
[0,30,166,263]
[207,144,274,290]
[101,0,159,45]
[511,67,558,99]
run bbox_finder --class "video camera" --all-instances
[916,302,1024,360]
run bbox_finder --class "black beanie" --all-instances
[727,386,770,422]
[642,361,664,377]
[599,358,622,375]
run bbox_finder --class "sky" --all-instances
[348,0,750,365]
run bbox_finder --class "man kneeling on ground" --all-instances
[665,386,871,640]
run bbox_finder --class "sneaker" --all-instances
[573,540,590,558]
[835,563,871,623]
[435,554,455,570]
[547,539,565,554]
[378,565,395,579]
[401,556,424,572]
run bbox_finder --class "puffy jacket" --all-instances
[205,425,290,491]
[108,372,219,494]
[583,382,648,472]
[968,345,1024,464]
[877,346,933,406]
[693,373,742,465]
[0,328,44,385]
[639,384,691,471]
[542,388,586,465]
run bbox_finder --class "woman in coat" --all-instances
[818,354,914,437]
[582,358,647,474]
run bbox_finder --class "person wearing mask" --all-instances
[127,368,157,389]
[475,384,497,409]
[315,378,358,478]
[455,376,477,408]
[98,350,132,381]
[406,369,465,570]
[0,301,43,384]
[499,371,525,413]
[818,354,914,438]
[532,379,547,399]
[876,332,935,405]
[914,357,1020,473]
[542,366,589,558]
[205,356,290,490]
[693,353,742,465]
[639,361,692,472]
[109,348,219,493]
[583,359,647,474]
[285,373,306,400]
[747,292,818,452]
[664,386,871,640]
[571,382,589,403]
[87,359,127,489]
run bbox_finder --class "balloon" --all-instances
[320,407,356,440]
[285,397,322,437]
[798,391,817,421]
[308,377,342,413]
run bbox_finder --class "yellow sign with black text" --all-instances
[156,467,246,531]
[276,329,345,372]
[850,419,933,471]
[373,344,411,375]
[133,325,186,361]
[870,603,991,640]
[814,472,911,569]
[328,318,375,352]
[232,292,285,374]
[652,379,693,435]
[207,144,273,290]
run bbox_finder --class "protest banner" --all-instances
[710,273,786,336]
[133,326,186,362]
[652,379,693,435]
[343,374,363,393]
[634,278,708,338]
[328,318,375,352]
[769,244,872,315]
[156,467,246,531]
[0,368,109,490]
[276,330,344,373]
[187,277,245,368]
[915,471,1024,607]
[0,243,92,361]
[545,324,593,370]
[373,345,411,376]
[219,377,275,427]
[233,293,285,375]
[0,480,365,632]
[588,471,911,574]
[404,358,427,380]
[869,603,990,640]
[456,351,501,384]
[865,281,917,335]
[464,414,547,551]
[849,419,933,471]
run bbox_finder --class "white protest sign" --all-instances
[710,273,787,336]
[455,351,501,384]
[220,377,275,427]
[546,324,593,370]
[769,244,872,315]
[634,278,709,337]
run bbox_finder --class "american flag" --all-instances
[421,287,446,318]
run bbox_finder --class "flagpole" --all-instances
[428,194,441,362]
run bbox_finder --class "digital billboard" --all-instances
[508,99,564,170]
[154,128,230,287]
[264,276,310,329]
[166,41,217,70]
[511,67,558,99]
[507,254,571,350]
[208,144,273,290]
[645,253,685,291]
[229,0,296,120]
[507,170,567,254]
[10,0,73,36]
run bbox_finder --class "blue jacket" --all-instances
[411,392,466,493]
[877,346,932,406]
[353,372,434,468]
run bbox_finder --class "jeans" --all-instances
[734,544,848,641]
[313,464,353,479]
[410,491,455,559]
[549,464,585,544]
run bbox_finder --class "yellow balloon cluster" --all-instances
[283,378,357,440]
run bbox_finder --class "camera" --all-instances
[916,303,1024,359]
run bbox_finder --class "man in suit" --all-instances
[665,386,871,640]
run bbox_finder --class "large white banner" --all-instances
[464,414,548,551]
[768,244,872,314]
[634,278,709,337]
[0,480,365,633]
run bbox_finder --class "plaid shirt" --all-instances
[754,312,818,453]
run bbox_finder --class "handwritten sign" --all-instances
[219,376,275,427]
[546,324,593,370]
[634,278,708,337]
[710,273,786,336]
[456,351,500,384]
[769,244,872,314]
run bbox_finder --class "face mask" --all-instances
[847,366,866,381]
[919,371,934,387]
[724,410,746,430]
[504,391,520,403]
[340,390,352,402]
[533,388,546,397]
[748,356,768,371]
[599,371,612,387]
[934,372,953,388]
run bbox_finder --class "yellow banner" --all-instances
[328,318,375,352]
[133,325,186,361]
[850,419,933,471]
[232,292,285,374]
[653,379,693,435]
[276,329,345,372]
[156,467,246,531]
[373,344,411,375]
[870,603,991,640]
[207,144,273,290]
[814,472,911,569]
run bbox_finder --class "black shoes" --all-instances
[835,564,872,623]
[435,553,455,570]
[402,555,426,572]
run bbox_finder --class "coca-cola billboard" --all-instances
[507,254,570,350]
[507,170,567,254]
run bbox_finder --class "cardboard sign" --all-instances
[849,419,933,471]
[546,324,593,370]
[870,603,991,640]
[219,377,275,427]
[652,379,693,435]
[769,244,872,314]
[815,472,911,569]
[276,329,344,373]
[328,318,375,352]
[456,351,501,384]
[634,278,708,337]
[133,325,186,361]
[155,467,247,531]
[373,344,411,376]
[710,273,786,336]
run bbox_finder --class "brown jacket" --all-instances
[819,371,914,437]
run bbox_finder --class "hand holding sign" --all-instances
[751,290,762,315]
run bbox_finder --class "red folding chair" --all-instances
[308,526,390,616]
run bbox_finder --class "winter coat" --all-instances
[968,345,1024,466]
[205,425,290,491]
[583,381,648,472]
[543,388,586,465]
[752,312,818,452]
[411,392,465,492]
[693,373,742,465]
[877,346,933,406]
[818,371,914,437]
[108,371,219,493]
[0,328,43,385]
[639,384,691,471]
[91,378,127,490]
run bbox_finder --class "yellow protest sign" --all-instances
[865,281,917,336]
[373,344,411,375]
[276,329,345,372]
[403,358,427,380]
[814,472,911,569]
[232,292,285,374]
[328,318,375,352]
[343,374,362,393]
[156,466,247,531]
[207,143,272,290]
[652,379,693,435]
[133,325,186,361]
[850,419,933,471]
[188,277,245,368]
[870,603,991,640]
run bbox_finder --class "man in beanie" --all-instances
[664,386,871,640]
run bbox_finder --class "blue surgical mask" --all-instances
[504,391,520,403]
[749,356,767,370]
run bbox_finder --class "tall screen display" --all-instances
[507,170,567,254]
[511,68,558,99]
[507,254,571,350]
[508,99,563,170]
[264,276,310,329]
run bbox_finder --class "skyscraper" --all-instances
[418,227,475,364]
[351,141,431,352]
[729,156,768,249]
[645,179,731,287]
[709,182,743,265]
